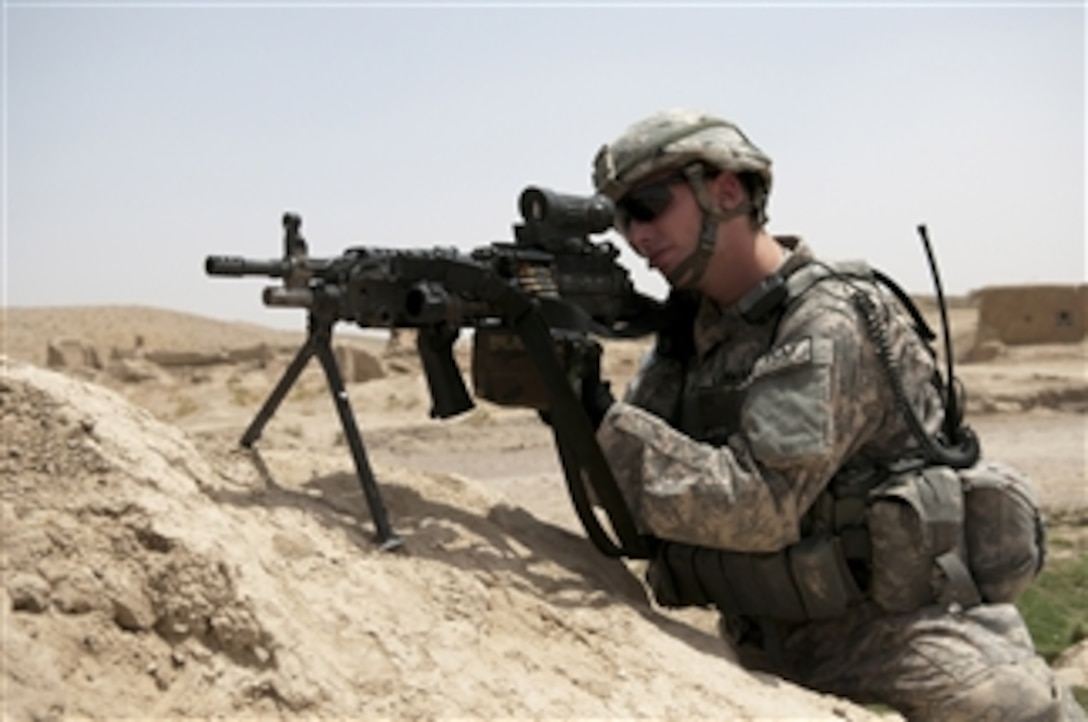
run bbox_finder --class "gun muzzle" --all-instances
[205,255,289,277]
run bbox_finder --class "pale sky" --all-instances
[4,1,1085,330]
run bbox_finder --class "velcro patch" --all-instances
[743,337,835,466]
[749,337,831,381]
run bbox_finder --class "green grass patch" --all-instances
[1016,553,1088,662]
[1048,535,1075,551]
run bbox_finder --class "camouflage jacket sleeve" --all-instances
[597,279,942,554]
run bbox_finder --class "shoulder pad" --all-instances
[784,259,874,302]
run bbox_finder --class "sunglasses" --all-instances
[615,173,686,229]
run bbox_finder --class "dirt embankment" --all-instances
[1,356,887,721]
[1,303,1085,720]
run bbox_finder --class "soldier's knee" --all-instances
[932,659,1069,722]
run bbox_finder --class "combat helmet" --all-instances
[593,109,773,287]
[593,108,772,205]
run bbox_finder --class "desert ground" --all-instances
[2,299,1085,720]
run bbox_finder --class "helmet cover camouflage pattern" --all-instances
[593,108,773,201]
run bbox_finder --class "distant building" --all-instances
[972,284,1086,345]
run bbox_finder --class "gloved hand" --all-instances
[581,375,615,430]
[536,340,615,431]
[535,377,613,430]
[579,343,615,430]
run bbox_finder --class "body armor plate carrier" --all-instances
[641,260,1042,623]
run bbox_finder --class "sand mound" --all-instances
[0,358,883,720]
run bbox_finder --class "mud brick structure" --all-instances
[974,284,1087,345]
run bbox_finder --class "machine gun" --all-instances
[205,186,661,558]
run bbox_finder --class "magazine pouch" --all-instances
[960,461,1046,603]
[868,465,979,613]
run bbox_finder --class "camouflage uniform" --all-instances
[596,237,1085,721]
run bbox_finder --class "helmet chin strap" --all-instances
[665,165,751,289]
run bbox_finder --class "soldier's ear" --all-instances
[711,172,746,213]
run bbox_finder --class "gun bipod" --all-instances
[239,312,403,551]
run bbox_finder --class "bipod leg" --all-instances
[240,325,318,448]
[311,323,402,551]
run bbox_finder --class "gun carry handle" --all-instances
[417,324,475,419]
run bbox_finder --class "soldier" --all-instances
[583,108,1085,721]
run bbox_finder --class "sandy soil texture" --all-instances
[2,302,1085,720]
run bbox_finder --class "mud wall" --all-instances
[974,284,1086,345]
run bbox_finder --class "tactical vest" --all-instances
[650,401,878,622]
[643,260,1042,626]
